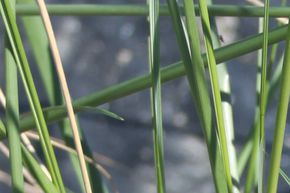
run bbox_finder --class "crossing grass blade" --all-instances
[279,169,290,186]
[197,0,233,192]
[0,0,65,192]
[4,0,24,192]
[266,18,290,193]
[148,0,166,192]
[0,22,288,138]
[166,0,228,192]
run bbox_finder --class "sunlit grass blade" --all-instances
[266,19,290,193]
[148,0,166,192]
[280,169,290,186]
[5,0,24,192]
[167,0,228,192]
[198,1,233,192]
[0,0,65,192]
[206,0,240,192]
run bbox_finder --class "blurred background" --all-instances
[0,0,290,192]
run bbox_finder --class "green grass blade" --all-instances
[167,0,228,192]
[6,54,24,193]
[244,6,270,190]
[0,23,288,138]
[206,0,240,191]
[148,0,166,192]
[279,169,290,186]
[238,49,285,180]
[0,1,65,192]
[11,4,290,17]
[0,120,7,137]
[266,19,290,193]
[5,0,24,192]
[18,0,107,191]
[19,0,60,105]
[198,1,233,192]
[258,2,269,192]
[21,144,60,193]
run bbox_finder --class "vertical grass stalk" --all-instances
[148,0,166,192]
[266,17,290,193]
[206,0,240,192]
[167,0,228,193]
[198,1,233,192]
[0,0,65,191]
[5,0,24,190]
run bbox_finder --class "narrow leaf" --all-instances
[198,1,233,192]
[148,0,166,192]
[167,0,228,192]
[266,17,290,193]
[5,0,24,192]
[0,0,65,191]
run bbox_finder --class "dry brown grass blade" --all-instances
[0,169,43,193]
[0,142,37,186]
[0,88,49,186]
[35,0,92,193]
[24,131,121,193]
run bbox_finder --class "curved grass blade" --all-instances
[5,0,24,192]
[0,0,65,192]
[148,0,166,192]
[167,0,228,192]
[197,1,233,192]
[73,106,124,121]
[266,18,290,193]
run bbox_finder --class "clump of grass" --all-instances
[0,1,290,193]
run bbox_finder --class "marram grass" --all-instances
[0,1,289,193]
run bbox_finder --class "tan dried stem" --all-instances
[35,0,93,193]
[0,88,50,187]
[0,142,38,186]
[24,131,121,193]
[0,170,43,193]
